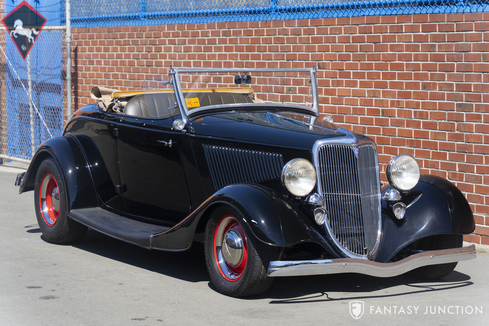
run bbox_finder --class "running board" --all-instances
[70,208,170,249]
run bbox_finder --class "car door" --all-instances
[116,115,191,225]
[67,109,125,211]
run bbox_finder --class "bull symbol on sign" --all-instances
[10,19,39,43]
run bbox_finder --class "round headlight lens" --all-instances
[386,154,420,191]
[282,159,317,197]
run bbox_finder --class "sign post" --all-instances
[66,0,72,124]
[27,53,34,156]
[2,1,47,157]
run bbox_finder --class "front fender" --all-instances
[209,184,330,248]
[18,136,99,210]
[376,175,475,262]
[151,184,337,254]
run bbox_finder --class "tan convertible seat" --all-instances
[124,91,253,118]
[124,93,176,118]
[184,92,253,108]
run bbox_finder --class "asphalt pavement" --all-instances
[0,164,488,326]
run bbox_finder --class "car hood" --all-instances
[189,111,366,150]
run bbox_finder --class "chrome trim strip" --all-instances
[169,67,188,127]
[407,193,423,208]
[188,102,317,118]
[267,245,476,277]
[174,68,314,73]
[311,66,319,114]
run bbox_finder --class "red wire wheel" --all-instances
[205,206,273,297]
[213,215,248,281]
[34,157,86,244]
[38,173,60,226]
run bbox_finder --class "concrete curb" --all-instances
[464,241,489,254]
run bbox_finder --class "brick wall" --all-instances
[72,12,489,245]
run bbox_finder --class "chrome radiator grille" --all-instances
[316,144,381,258]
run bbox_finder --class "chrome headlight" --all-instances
[281,158,317,197]
[386,154,420,191]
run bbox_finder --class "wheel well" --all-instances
[21,151,54,192]
[280,242,334,261]
[196,203,333,260]
[194,203,232,241]
[391,233,463,262]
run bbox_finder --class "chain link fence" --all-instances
[69,0,489,27]
[0,26,65,162]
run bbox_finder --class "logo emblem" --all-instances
[349,300,365,320]
[2,1,46,60]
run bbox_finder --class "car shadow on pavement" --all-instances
[38,228,473,301]
[25,225,41,233]
[263,270,472,303]
[69,229,209,283]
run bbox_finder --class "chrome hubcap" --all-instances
[214,215,248,281]
[222,230,244,267]
[39,174,60,226]
[51,187,60,211]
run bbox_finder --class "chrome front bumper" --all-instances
[267,245,476,278]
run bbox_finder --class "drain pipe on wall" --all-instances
[65,0,72,124]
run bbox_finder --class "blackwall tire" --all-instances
[408,234,463,280]
[34,157,87,244]
[204,206,273,297]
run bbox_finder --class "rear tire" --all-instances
[34,157,87,244]
[204,206,273,297]
[408,234,463,280]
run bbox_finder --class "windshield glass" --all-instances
[172,68,317,115]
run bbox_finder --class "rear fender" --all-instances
[18,136,98,210]
[376,175,475,262]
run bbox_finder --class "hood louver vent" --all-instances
[203,144,284,190]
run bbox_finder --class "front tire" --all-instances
[204,206,273,297]
[408,234,463,280]
[34,157,87,244]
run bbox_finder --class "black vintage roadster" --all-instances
[16,67,475,297]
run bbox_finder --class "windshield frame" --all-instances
[168,67,319,127]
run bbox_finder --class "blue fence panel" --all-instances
[5,31,31,159]
[3,1,64,160]
[67,0,489,27]
[4,29,64,160]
